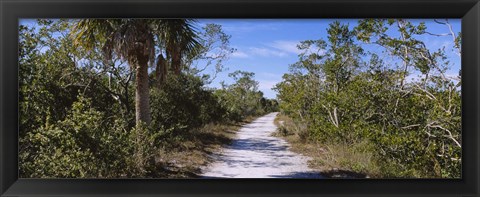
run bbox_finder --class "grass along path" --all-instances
[273,114,371,178]
[201,112,323,178]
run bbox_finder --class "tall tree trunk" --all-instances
[135,60,151,125]
[155,54,167,88]
[172,46,182,75]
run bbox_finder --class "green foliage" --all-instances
[276,19,461,178]
[150,74,227,133]
[19,18,460,179]
[20,95,133,177]
[19,19,274,178]
[214,71,276,121]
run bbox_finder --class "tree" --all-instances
[19,20,136,178]
[71,19,201,126]
[185,23,236,84]
[275,19,461,177]
[215,71,265,119]
[71,19,154,125]
[154,19,201,87]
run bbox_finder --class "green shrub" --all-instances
[20,96,132,177]
[150,74,227,133]
[275,19,461,178]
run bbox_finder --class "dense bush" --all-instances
[214,70,277,122]
[18,19,278,178]
[20,96,134,177]
[275,19,461,178]
[150,74,227,133]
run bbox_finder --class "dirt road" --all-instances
[201,112,323,178]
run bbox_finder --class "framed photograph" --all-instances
[1,0,479,196]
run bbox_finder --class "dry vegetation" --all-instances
[154,118,256,178]
[273,114,379,178]
[19,19,279,178]
[273,19,461,178]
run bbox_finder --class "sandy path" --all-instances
[201,112,323,178]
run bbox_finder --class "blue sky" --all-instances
[19,19,461,99]
[196,19,461,99]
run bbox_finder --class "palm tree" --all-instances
[71,19,200,125]
[155,19,201,85]
[154,53,167,88]
[72,19,155,125]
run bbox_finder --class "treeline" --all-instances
[19,19,277,178]
[275,19,461,178]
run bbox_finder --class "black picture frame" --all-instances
[1,0,479,196]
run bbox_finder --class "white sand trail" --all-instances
[201,112,323,178]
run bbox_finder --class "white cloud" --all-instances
[268,40,326,57]
[230,40,328,59]
[231,51,249,58]
[222,22,279,34]
[257,72,283,99]
[268,40,302,55]
[230,47,287,59]
[258,79,281,99]
[249,47,288,57]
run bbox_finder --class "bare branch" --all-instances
[424,32,452,37]
[414,83,436,100]
[401,124,421,129]
[427,124,461,148]
[433,19,461,57]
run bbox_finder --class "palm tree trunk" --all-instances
[172,46,182,75]
[155,54,167,88]
[135,61,151,125]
